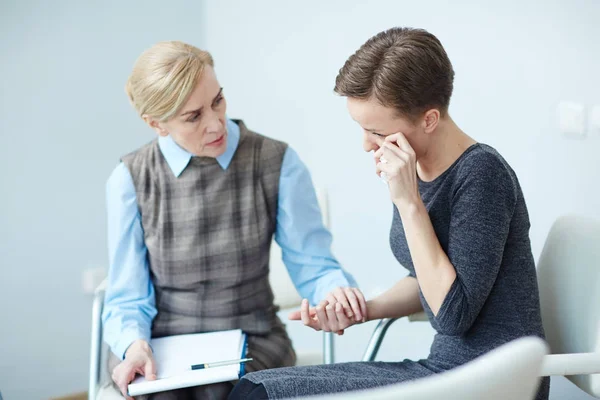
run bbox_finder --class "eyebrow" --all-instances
[180,87,224,117]
[363,127,379,132]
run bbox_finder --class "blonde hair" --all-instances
[125,41,214,121]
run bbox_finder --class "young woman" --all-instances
[230,27,549,400]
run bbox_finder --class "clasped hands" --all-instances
[288,287,368,335]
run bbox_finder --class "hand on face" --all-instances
[373,132,420,208]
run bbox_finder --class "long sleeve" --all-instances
[275,147,357,305]
[433,154,517,336]
[102,162,157,359]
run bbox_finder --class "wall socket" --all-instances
[82,266,107,294]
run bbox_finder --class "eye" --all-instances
[372,132,384,138]
[213,95,224,107]
[188,113,200,123]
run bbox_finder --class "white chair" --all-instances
[362,215,600,397]
[297,336,549,400]
[89,189,336,400]
[537,215,600,395]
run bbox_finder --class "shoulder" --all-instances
[106,162,135,200]
[456,145,516,183]
[452,144,518,203]
[236,120,289,169]
[121,140,158,167]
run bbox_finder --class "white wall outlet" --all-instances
[558,101,586,139]
[588,104,600,137]
[82,266,107,294]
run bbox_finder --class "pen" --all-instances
[191,357,253,370]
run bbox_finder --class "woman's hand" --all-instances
[288,287,367,334]
[112,339,157,400]
[374,133,420,209]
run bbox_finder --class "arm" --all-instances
[102,162,157,359]
[396,200,456,316]
[366,276,423,321]
[377,134,516,335]
[274,147,357,306]
[426,156,516,335]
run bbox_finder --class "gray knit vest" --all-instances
[122,120,288,338]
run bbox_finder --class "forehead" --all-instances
[346,97,406,131]
[182,66,221,107]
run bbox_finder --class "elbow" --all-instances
[433,303,476,336]
[435,319,474,336]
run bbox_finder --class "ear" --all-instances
[422,109,440,133]
[142,114,169,137]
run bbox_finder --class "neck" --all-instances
[416,116,476,182]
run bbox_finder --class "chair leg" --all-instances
[323,332,335,364]
[89,293,104,400]
[362,318,399,362]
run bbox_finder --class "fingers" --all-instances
[300,299,311,325]
[292,299,317,321]
[352,288,368,322]
[288,310,301,320]
[325,303,339,332]
[332,287,353,319]
[112,362,135,400]
[301,299,321,330]
[144,357,157,381]
[378,143,410,162]
[374,145,409,174]
[342,287,362,322]
[386,132,414,154]
[372,133,386,148]
[315,300,330,331]
[334,302,353,330]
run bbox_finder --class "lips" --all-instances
[206,134,225,146]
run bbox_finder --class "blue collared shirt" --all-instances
[102,119,357,358]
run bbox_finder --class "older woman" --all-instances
[230,27,549,400]
[101,41,366,400]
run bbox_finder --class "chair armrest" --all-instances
[540,353,600,376]
[89,278,107,400]
[362,318,400,362]
[362,312,427,362]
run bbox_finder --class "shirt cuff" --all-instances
[313,270,358,304]
[115,328,152,360]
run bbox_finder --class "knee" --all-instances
[229,378,269,400]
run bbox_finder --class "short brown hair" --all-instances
[334,27,454,120]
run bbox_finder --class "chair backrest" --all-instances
[301,336,548,400]
[269,188,330,310]
[537,215,600,396]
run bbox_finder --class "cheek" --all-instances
[403,130,426,154]
[172,123,205,143]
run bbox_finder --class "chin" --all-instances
[211,139,228,157]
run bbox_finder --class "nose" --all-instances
[362,131,379,152]
[205,110,224,134]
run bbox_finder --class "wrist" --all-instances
[394,196,425,218]
[365,299,380,322]
[125,339,152,359]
